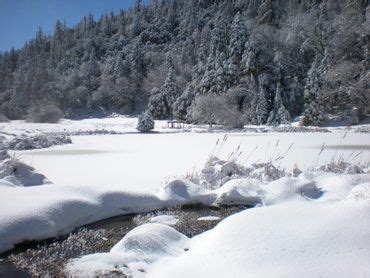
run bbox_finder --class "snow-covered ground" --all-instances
[1,117,370,276]
[66,172,370,277]
[11,132,370,191]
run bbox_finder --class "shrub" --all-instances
[27,103,64,123]
[137,111,155,132]
[191,95,244,128]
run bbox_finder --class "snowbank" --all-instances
[0,156,50,187]
[66,223,189,277]
[65,171,370,277]
[150,199,370,278]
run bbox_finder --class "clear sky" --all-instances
[0,0,143,52]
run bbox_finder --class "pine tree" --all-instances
[255,74,270,124]
[137,110,155,132]
[81,49,100,92]
[301,59,326,126]
[267,83,291,125]
[173,85,195,121]
[147,87,168,119]
[228,12,248,64]
[242,41,259,76]
[162,57,179,110]
[267,53,291,125]
[257,0,276,25]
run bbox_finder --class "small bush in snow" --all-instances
[137,111,155,132]
[27,103,63,123]
[8,134,72,150]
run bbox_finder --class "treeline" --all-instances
[0,0,368,125]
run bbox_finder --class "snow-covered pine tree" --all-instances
[267,82,291,125]
[173,85,195,122]
[137,110,154,132]
[162,56,179,111]
[242,41,259,76]
[147,87,167,120]
[226,12,248,88]
[81,49,100,92]
[228,12,248,64]
[255,73,270,124]
[267,53,291,125]
[301,59,327,126]
[257,0,276,25]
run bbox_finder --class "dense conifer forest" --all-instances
[0,0,368,125]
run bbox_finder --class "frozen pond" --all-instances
[14,132,370,192]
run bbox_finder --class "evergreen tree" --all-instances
[301,59,326,126]
[255,74,270,124]
[148,87,167,119]
[137,110,154,132]
[173,85,195,122]
[257,0,276,25]
[228,12,248,64]
[162,57,179,109]
[267,83,291,125]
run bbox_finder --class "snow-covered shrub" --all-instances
[191,95,244,128]
[318,161,365,174]
[137,111,155,132]
[246,162,286,182]
[272,126,330,133]
[8,134,72,150]
[27,103,63,123]
[0,157,50,186]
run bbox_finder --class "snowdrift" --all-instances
[64,171,370,277]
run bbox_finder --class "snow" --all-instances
[197,216,221,221]
[1,117,370,276]
[10,132,370,192]
[66,223,189,277]
[150,200,370,278]
[149,215,179,226]
[66,172,370,277]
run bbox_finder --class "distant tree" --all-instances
[267,83,291,125]
[148,87,167,119]
[173,85,195,122]
[137,110,154,132]
[253,74,270,125]
[301,59,327,126]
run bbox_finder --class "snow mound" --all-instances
[346,183,370,201]
[158,179,214,205]
[149,215,179,226]
[149,201,370,278]
[66,223,189,277]
[0,158,50,187]
[200,157,244,188]
[213,178,264,207]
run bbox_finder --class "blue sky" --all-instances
[0,0,143,52]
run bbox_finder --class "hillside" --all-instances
[0,0,368,126]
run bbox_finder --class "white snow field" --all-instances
[1,117,370,276]
[10,132,370,191]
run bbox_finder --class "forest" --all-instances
[0,0,368,126]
